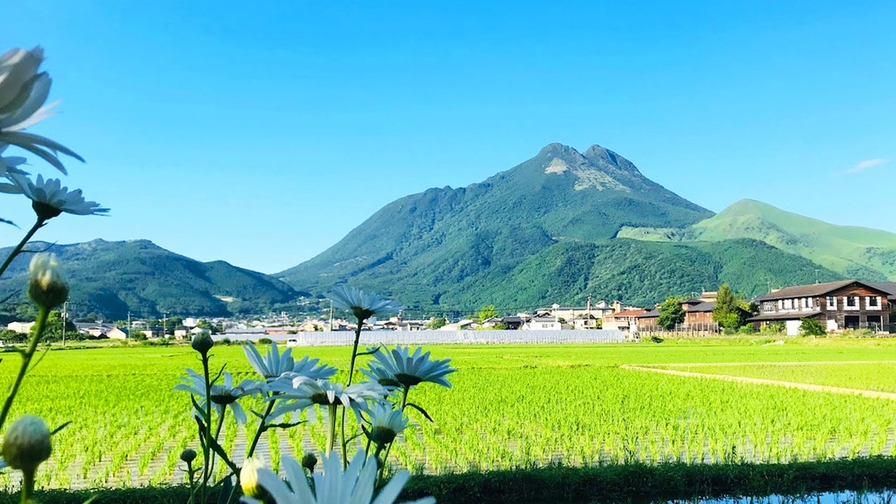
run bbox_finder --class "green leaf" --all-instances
[406,402,434,422]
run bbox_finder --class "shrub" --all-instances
[799,318,826,336]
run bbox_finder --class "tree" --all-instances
[477,305,498,323]
[712,284,747,330]
[37,311,79,342]
[426,317,447,330]
[800,318,826,336]
[657,296,685,330]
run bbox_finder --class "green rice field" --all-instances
[2,337,896,490]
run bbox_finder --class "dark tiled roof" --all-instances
[754,280,881,301]
[685,301,716,312]
[682,298,703,305]
[637,309,659,318]
[747,311,823,322]
[867,282,896,298]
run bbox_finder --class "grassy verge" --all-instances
[2,457,895,504]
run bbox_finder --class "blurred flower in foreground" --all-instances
[329,286,402,323]
[0,47,83,174]
[28,253,68,309]
[244,341,337,380]
[240,456,265,498]
[241,451,435,504]
[366,346,455,389]
[267,377,386,420]
[9,173,108,220]
[365,401,408,446]
[174,369,258,424]
[1,415,51,472]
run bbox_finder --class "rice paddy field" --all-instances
[2,337,896,490]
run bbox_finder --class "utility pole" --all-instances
[328,300,333,331]
[61,301,67,347]
[163,313,167,338]
[127,311,131,339]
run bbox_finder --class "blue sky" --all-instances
[3,1,894,273]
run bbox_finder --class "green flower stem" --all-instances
[206,409,226,483]
[341,320,364,468]
[0,306,49,431]
[199,354,214,504]
[20,468,35,504]
[186,464,196,504]
[378,386,411,484]
[246,398,277,458]
[326,404,337,455]
[0,217,45,280]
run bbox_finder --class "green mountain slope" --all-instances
[0,239,302,318]
[279,143,713,291]
[397,238,842,313]
[278,143,849,313]
[619,199,896,281]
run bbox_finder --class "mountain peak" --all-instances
[538,142,584,160]
[583,144,644,178]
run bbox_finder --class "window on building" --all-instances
[869,296,879,307]
[826,296,836,309]
[846,296,857,307]
[762,301,775,313]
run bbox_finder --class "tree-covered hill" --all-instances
[0,239,303,318]
[279,143,713,293]
[618,199,896,281]
[277,143,848,314]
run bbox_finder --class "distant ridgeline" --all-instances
[0,240,305,319]
[5,144,895,318]
[277,143,870,315]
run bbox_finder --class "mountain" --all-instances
[278,144,842,313]
[618,199,896,281]
[278,143,712,293]
[0,239,303,318]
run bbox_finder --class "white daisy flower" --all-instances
[8,173,107,219]
[365,401,409,446]
[266,377,386,420]
[243,341,337,380]
[0,47,83,174]
[329,285,403,322]
[174,369,259,425]
[366,346,455,389]
[241,451,435,504]
[0,144,27,177]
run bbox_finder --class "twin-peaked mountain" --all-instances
[3,142,892,318]
[277,144,845,314]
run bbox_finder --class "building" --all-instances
[602,309,647,332]
[749,280,891,335]
[6,321,34,334]
[75,322,128,340]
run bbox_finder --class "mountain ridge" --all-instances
[618,198,896,281]
[0,239,304,318]
[276,143,853,312]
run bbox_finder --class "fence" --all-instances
[635,322,720,339]
[213,329,626,346]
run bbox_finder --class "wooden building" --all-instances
[749,280,891,335]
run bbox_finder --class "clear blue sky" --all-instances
[3,1,894,274]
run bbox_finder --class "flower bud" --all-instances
[180,448,197,464]
[367,425,398,445]
[2,415,51,472]
[301,452,317,472]
[240,457,264,497]
[191,332,214,355]
[27,254,68,309]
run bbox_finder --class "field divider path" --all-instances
[621,365,896,400]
